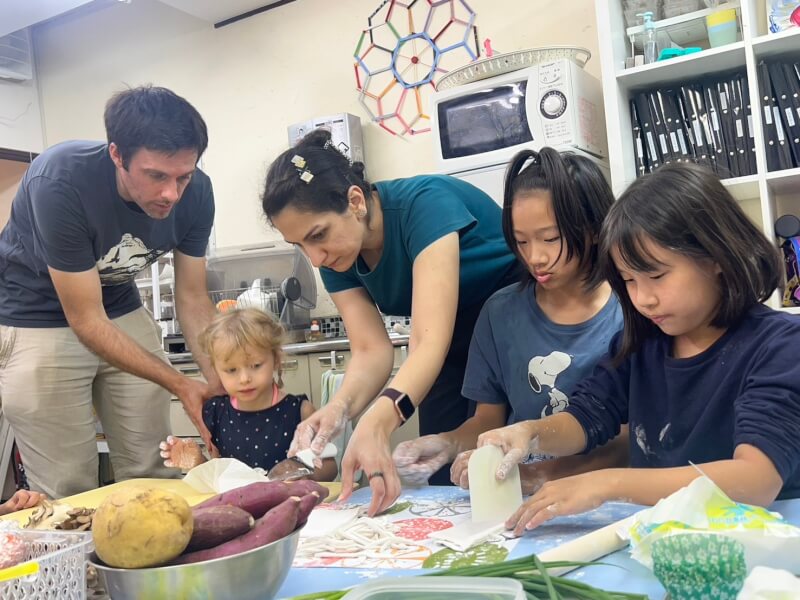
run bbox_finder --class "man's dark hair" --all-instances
[104,85,208,168]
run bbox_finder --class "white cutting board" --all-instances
[468,445,523,523]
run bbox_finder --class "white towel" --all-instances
[320,370,351,482]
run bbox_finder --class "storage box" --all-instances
[341,576,526,600]
[0,530,92,600]
[663,0,702,18]
[623,0,662,28]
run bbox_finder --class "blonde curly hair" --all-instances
[199,308,286,387]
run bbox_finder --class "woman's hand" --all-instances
[477,420,540,480]
[0,490,47,515]
[289,400,349,467]
[159,435,205,470]
[505,470,612,536]
[339,415,400,517]
[393,435,456,485]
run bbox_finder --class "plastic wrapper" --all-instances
[624,475,800,572]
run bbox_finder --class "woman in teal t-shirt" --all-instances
[261,129,517,516]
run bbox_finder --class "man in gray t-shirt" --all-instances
[0,86,221,497]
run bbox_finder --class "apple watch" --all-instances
[381,387,415,424]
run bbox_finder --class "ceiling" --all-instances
[154,0,288,26]
[0,0,290,38]
[0,0,95,38]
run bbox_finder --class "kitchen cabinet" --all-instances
[307,350,352,409]
[280,354,312,401]
[596,0,800,314]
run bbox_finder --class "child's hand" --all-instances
[504,470,611,536]
[159,435,205,470]
[0,490,46,515]
[449,449,474,489]
[477,421,541,481]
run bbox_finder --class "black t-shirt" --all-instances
[0,140,214,327]
[203,394,307,470]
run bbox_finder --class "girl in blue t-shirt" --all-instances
[159,308,337,481]
[478,161,800,535]
[393,147,627,492]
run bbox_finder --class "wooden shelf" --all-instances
[752,28,800,60]
[722,174,760,201]
[766,167,800,195]
[626,0,741,48]
[616,41,745,91]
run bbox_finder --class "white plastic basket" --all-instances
[0,530,92,600]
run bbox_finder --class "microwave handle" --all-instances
[573,49,591,69]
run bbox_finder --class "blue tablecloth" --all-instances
[278,486,800,599]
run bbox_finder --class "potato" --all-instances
[93,487,193,568]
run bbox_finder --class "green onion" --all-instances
[287,553,647,600]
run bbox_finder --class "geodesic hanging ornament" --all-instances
[354,0,480,136]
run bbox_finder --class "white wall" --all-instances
[31,0,600,315]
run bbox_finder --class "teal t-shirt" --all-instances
[320,175,516,317]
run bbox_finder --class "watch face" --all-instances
[396,394,415,421]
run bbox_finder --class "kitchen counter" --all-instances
[167,333,409,364]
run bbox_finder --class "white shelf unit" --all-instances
[596,1,800,311]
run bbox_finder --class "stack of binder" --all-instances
[758,59,800,172]
[629,69,757,178]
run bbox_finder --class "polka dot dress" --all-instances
[202,394,306,470]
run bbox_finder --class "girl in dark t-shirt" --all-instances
[159,308,337,480]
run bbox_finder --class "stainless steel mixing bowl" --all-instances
[88,526,301,600]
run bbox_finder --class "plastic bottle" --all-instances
[637,11,659,64]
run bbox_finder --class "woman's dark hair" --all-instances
[502,147,614,291]
[261,128,371,223]
[600,161,782,360]
[104,85,208,168]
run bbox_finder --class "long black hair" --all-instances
[600,161,781,360]
[261,129,372,223]
[502,147,614,290]
[104,85,208,168]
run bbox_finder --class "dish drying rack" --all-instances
[208,282,281,319]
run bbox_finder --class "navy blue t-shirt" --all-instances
[0,140,214,327]
[565,304,800,499]
[203,393,307,470]
[462,282,622,424]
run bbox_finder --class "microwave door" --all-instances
[438,81,533,160]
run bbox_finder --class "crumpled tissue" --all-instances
[623,475,800,572]
[182,458,268,494]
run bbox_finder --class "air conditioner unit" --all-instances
[0,29,33,82]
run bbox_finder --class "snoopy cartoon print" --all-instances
[527,351,572,418]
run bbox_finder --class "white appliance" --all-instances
[430,54,608,205]
[288,113,365,164]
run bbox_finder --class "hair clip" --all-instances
[291,154,314,183]
[323,139,354,167]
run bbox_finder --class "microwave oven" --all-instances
[430,59,607,176]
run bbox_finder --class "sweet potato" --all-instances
[284,480,329,504]
[296,492,319,528]
[194,481,292,518]
[176,496,301,565]
[186,505,254,552]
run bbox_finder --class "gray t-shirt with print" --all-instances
[0,140,214,327]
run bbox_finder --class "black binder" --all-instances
[703,82,732,176]
[758,60,793,171]
[770,61,800,167]
[629,99,649,176]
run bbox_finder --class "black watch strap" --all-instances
[381,387,415,424]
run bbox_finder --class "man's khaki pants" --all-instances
[0,307,177,498]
